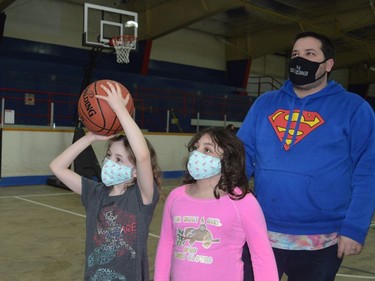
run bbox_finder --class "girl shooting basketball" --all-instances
[50,81,161,281]
[154,127,277,281]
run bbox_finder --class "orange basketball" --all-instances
[77,79,135,136]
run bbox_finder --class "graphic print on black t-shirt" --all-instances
[88,203,137,279]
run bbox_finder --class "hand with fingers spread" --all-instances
[96,81,131,115]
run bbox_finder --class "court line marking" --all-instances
[16,196,86,218]
[5,192,375,280]
[0,192,74,199]
[14,198,375,278]
[336,274,375,279]
[8,190,375,276]
[14,195,161,238]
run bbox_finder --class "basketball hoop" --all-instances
[111,35,137,64]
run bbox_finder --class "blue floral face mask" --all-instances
[101,158,133,187]
[187,150,221,180]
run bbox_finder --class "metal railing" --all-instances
[0,81,279,132]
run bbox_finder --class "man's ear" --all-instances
[326,58,335,72]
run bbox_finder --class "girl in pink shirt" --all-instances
[154,127,278,281]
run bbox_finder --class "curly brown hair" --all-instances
[183,127,250,199]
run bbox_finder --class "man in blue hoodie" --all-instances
[237,31,375,281]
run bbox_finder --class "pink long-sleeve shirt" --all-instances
[154,185,278,281]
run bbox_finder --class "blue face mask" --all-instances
[187,150,221,180]
[101,158,133,187]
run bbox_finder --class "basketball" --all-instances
[77,79,135,136]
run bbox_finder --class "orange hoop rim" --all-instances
[110,35,137,46]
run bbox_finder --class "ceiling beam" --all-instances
[0,0,15,12]
[309,7,375,33]
[117,0,375,84]
[335,44,375,69]
[224,2,375,64]
[225,27,300,60]
[126,0,245,40]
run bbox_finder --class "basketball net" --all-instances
[112,35,137,64]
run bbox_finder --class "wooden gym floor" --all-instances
[1,179,374,281]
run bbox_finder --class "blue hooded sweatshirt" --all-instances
[237,80,375,244]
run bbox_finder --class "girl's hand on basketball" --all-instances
[97,81,130,114]
[86,131,113,142]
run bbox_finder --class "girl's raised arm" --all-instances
[97,82,155,204]
[49,132,109,195]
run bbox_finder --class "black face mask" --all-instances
[288,56,327,86]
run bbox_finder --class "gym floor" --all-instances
[1,179,374,281]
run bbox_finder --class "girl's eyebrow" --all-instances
[204,143,220,153]
[114,153,125,159]
[108,150,125,159]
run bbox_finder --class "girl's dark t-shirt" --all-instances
[81,177,159,281]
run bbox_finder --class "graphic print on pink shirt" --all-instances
[174,216,221,263]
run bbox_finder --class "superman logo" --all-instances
[268,109,325,151]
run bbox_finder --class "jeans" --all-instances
[273,244,343,281]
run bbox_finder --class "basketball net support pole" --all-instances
[73,46,107,180]
[74,46,107,127]
[48,47,106,189]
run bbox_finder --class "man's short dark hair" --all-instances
[294,31,336,60]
